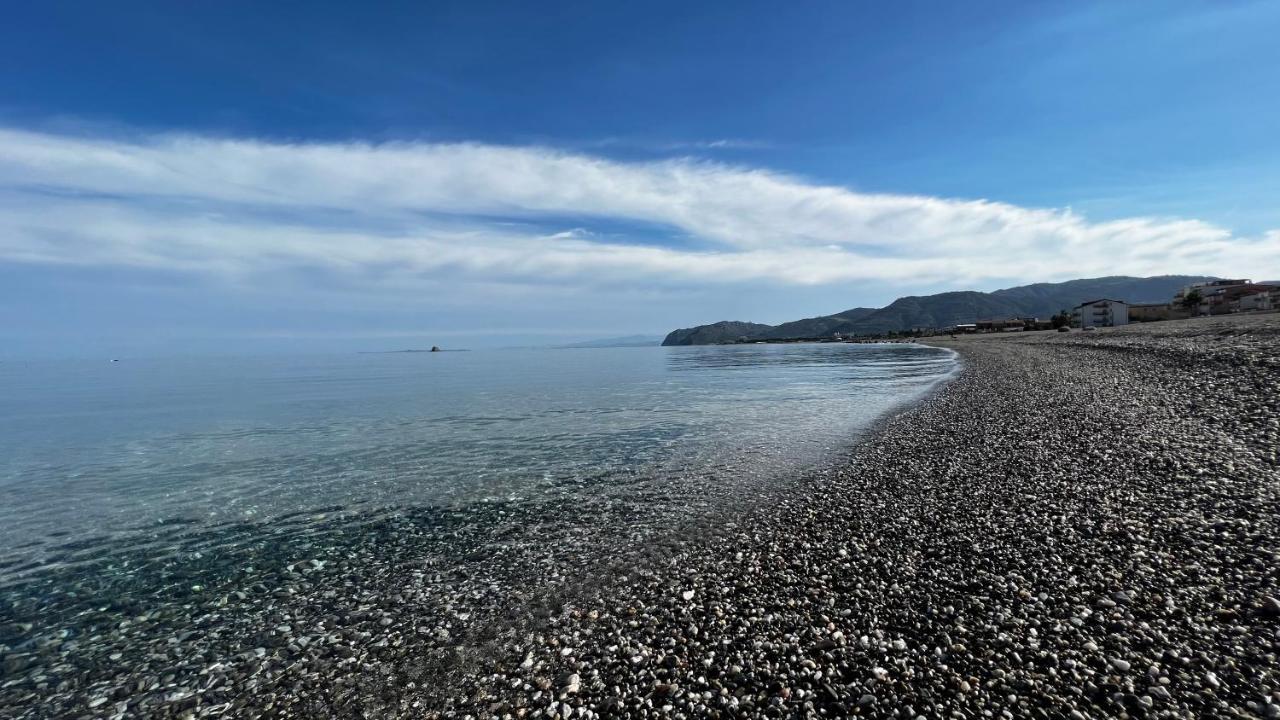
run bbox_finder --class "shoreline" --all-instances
[2,316,1277,717]
[0,348,954,719]
[448,314,1279,718]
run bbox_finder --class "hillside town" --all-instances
[702,279,1280,344]
[949,278,1280,335]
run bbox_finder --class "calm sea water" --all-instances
[0,343,956,578]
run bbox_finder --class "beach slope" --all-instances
[464,315,1280,718]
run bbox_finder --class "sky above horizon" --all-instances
[3,0,1279,356]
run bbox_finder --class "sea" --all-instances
[0,342,956,583]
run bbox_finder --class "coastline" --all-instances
[2,316,1277,717]
[0,347,953,719]
[450,314,1279,718]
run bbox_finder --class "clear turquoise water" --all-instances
[0,343,956,576]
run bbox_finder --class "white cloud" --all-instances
[0,127,1276,289]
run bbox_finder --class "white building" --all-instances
[1072,299,1129,328]
[1236,291,1274,313]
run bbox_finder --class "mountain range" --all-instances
[661,275,1215,345]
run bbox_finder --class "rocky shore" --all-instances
[3,315,1278,718]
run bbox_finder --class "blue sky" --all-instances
[2,1,1279,355]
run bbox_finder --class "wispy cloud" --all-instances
[0,127,1276,290]
[578,136,775,152]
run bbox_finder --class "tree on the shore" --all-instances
[1051,311,1071,329]
[1180,289,1203,313]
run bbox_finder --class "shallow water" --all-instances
[0,343,956,580]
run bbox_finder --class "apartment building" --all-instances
[1071,299,1129,327]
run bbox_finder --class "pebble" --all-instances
[3,315,1278,719]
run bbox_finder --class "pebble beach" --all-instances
[3,314,1279,718]
[453,315,1280,719]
